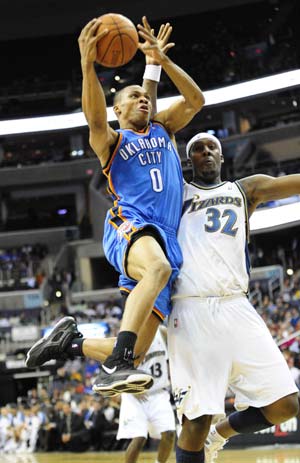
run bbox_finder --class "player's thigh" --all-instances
[261,392,299,423]
[127,235,170,281]
[168,298,231,422]
[229,298,299,409]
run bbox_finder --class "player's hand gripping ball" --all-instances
[96,13,139,67]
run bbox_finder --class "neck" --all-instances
[119,119,149,132]
[192,175,222,187]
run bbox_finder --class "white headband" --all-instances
[186,132,222,158]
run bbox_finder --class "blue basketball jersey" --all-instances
[103,121,183,231]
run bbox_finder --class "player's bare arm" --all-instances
[138,16,205,134]
[79,18,119,167]
[142,20,175,117]
[239,174,300,215]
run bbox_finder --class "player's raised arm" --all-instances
[239,173,300,215]
[138,16,205,134]
[142,20,175,117]
[78,18,118,167]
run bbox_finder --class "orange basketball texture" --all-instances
[96,13,139,68]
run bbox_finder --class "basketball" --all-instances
[96,13,139,68]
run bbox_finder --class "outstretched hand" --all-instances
[138,16,175,64]
[78,18,109,64]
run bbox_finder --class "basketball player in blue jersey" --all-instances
[167,133,300,463]
[25,17,205,396]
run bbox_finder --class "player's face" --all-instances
[115,85,152,127]
[190,138,223,181]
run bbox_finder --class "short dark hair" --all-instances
[113,85,144,105]
[113,87,127,105]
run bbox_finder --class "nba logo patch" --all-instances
[174,318,178,328]
[117,220,134,241]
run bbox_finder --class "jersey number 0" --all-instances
[150,168,163,192]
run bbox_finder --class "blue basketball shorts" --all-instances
[103,210,182,320]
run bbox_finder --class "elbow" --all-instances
[195,92,205,111]
[189,91,205,113]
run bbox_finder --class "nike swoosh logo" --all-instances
[102,364,117,375]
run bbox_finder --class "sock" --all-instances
[228,407,273,434]
[105,331,137,366]
[66,337,85,357]
[175,445,205,463]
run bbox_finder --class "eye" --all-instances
[194,143,205,152]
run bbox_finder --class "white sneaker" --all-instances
[205,425,228,463]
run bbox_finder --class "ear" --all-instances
[113,104,121,116]
[220,154,225,163]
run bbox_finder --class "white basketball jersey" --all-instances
[173,181,250,299]
[140,327,170,393]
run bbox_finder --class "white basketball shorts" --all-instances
[168,295,298,423]
[117,389,176,440]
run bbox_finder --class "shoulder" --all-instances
[238,174,276,212]
[238,174,274,196]
[151,119,173,138]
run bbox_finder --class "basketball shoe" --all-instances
[205,425,228,463]
[25,316,82,368]
[92,354,154,396]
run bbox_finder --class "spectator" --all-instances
[58,402,90,452]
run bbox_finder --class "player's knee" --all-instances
[182,415,212,440]
[149,258,172,285]
[127,436,146,454]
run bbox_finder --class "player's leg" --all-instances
[156,430,176,463]
[81,310,161,365]
[205,393,299,463]
[147,389,176,462]
[94,230,172,394]
[215,391,299,438]
[125,437,147,463]
[26,220,178,396]
[205,296,299,463]
[26,310,161,368]
[121,234,171,331]
[100,234,170,363]
[168,298,229,463]
[117,392,149,461]
[176,415,212,463]
[261,392,299,423]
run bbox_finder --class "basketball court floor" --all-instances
[1,446,300,463]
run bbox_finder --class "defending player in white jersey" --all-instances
[117,326,176,463]
[22,131,300,463]
[168,132,300,463]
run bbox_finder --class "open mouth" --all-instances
[138,105,149,112]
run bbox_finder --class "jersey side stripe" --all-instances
[235,180,250,243]
[103,132,124,176]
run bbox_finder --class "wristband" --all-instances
[143,64,162,82]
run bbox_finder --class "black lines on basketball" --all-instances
[96,13,139,68]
